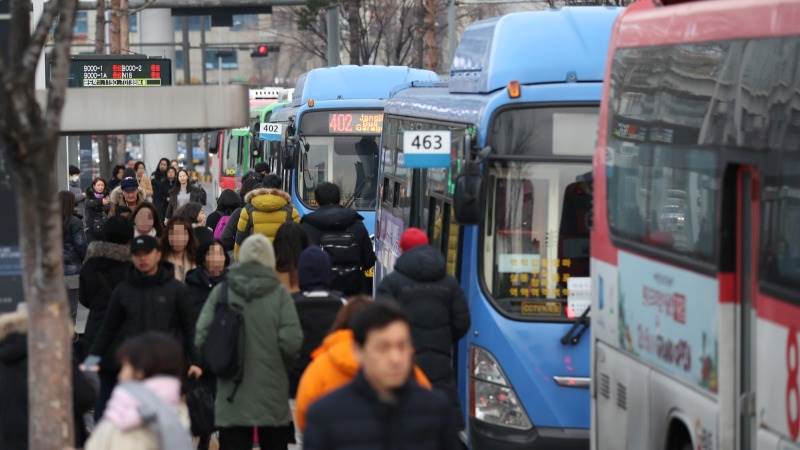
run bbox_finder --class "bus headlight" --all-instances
[470,346,532,430]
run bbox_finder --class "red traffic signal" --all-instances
[251,44,269,57]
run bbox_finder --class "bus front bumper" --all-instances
[469,418,589,450]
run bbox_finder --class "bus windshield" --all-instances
[482,106,598,321]
[298,110,382,210]
[222,131,246,178]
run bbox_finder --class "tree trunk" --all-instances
[346,0,361,65]
[414,0,424,68]
[95,1,111,177]
[1,0,79,448]
[110,0,120,54]
[18,159,75,450]
[423,0,438,71]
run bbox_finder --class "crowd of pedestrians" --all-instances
[0,162,471,450]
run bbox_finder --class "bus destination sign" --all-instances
[68,58,172,88]
[328,112,383,134]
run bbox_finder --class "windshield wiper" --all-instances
[561,306,591,346]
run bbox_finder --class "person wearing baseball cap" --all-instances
[109,176,146,217]
[375,227,470,429]
[86,233,202,419]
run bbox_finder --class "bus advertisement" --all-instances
[591,1,800,449]
[376,7,621,449]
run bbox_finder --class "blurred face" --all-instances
[115,169,124,180]
[171,160,179,169]
[132,249,161,275]
[136,165,145,176]
[93,180,105,194]
[168,224,189,253]
[126,160,136,169]
[118,360,144,382]
[159,160,168,172]
[205,244,226,277]
[167,169,176,181]
[123,190,139,204]
[356,321,414,393]
[178,171,189,185]
[134,208,154,233]
[196,210,206,226]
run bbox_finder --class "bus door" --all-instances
[736,166,759,450]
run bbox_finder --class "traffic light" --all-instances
[251,44,269,58]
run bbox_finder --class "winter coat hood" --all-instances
[312,329,358,377]
[103,376,182,431]
[127,262,176,287]
[227,260,281,301]
[301,205,363,231]
[394,245,446,282]
[84,241,130,263]
[245,188,291,213]
[0,310,27,364]
[216,189,243,213]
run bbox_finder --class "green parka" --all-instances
[195,261,303,427]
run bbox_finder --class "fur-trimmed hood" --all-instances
[0,309,27,341]
[245,188,292,213]
[84,241,131,263]
[244,187,291,204]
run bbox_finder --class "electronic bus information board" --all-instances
[67,57,172,88]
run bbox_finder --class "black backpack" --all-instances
[319,230,363,295]
[201,281,245,402]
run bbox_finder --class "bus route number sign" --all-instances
[402,130,451,168]
[259,122,283,142]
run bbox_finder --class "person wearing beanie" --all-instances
[375,227,471,429]
[195,233,302,450]
[289,247,345,400]
[254,162,270,177]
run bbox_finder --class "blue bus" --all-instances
[374,7,621,449]
[280,65,438,236]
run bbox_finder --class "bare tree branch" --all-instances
[21,0,61,76]
[45,0,79,141]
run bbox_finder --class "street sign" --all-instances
[67,56,172,88]
[402,130,451,168]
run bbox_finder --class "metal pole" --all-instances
[200,16,207,84]
[218,54,223,85]
[447,0,457,66]
[326,5,340,67]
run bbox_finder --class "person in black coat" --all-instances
[375,227,470,426]
[207,189,243,234]
[0,309,96,450]
[165,169,207,219]
[61,190,88,276]
[185,240,229,323]
[78,217,132,357]
[87,234,201,419]
[300,182,376,296]
[154,166,178,220]
[303,302,457,450]
[84,177,111,242]
[289,247,344,397]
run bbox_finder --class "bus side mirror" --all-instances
[454,161,482,225]
[208,131,221,155]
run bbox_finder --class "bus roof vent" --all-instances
[250,87,284,100]
[449,7,622,94]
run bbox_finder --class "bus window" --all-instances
[606,143,719,262]
[482,161,592,320]
[299,136,378,210]
[762,157,800,292]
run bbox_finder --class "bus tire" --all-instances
[666,419,693,450]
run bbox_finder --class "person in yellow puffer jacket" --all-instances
[233,174,299,259]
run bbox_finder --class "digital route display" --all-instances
[67,57,172,88]
[300,110,384,135]
[327,112,383,134]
